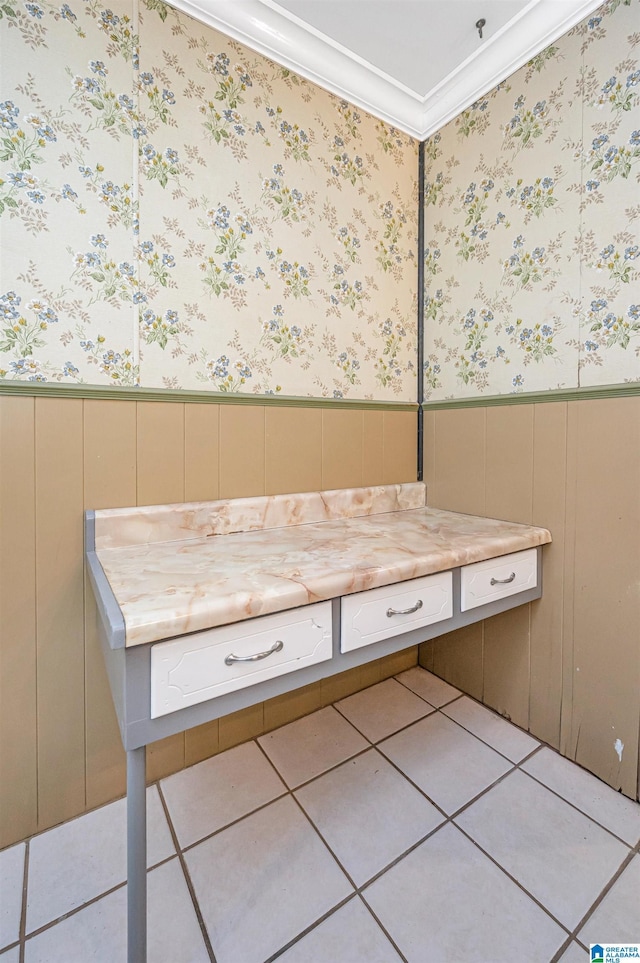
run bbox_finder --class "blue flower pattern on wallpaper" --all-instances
[0,0,417,397]
[423,0,640,398]
[1,0,637,399]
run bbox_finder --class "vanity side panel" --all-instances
[137,401,186,781]
[83,400,136,810]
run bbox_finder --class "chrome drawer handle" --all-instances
[387,599,423,617]
[490,572,516,586]
[225,640,284,665]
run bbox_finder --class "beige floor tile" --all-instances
[161,740,285,848]
[395,666,460,707]
[258,706,368,788]
[336,678,434,742]
[26,787,174,934]
[443,695,539,762]
[0,947,19,963]
[24,859,207,963]
[295,749,443,885]
[456,770,630,930]
[277,897,402,963]
[185,795,352,963]
[364,823,566,963]
[558,942,589,962]
[577,855,640,946]
[523,748,640,845]
[0,843,24,950]
[379,713,512,814]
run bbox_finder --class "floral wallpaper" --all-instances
[0,0,418,400]
[423,0,640,400]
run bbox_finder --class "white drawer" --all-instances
[150,601,332,718]
[460,548,538,612]
[341,572,452,653]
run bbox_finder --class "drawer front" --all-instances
[151,601,332,718]
[341,572,452,653]
[460,548,537,612]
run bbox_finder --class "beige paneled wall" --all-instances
[0,396,417,848]
[421,396,640,800]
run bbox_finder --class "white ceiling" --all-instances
[168,0,604,138]
[271,0,530,97]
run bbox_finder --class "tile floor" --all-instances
[2,667,639,963]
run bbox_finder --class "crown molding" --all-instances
[167,0,604,140]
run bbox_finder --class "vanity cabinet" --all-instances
[85,482,551,962]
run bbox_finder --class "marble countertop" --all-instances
[91,484,552,648]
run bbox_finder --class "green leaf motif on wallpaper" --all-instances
[69,246,142,307]
[0,3,17,19]
[144,0,168,21]
[69,66,139,138]
[261,166,306,223]
[139,79,176,126]
[205,52,253,111]
[335,227,361,264]
[330,136,365,185]
[589,132,640,183]
[374,318,407,390]
[336,351,360,385]
[526,46,560,75]
[197,353,253,392]
[95,6,139,64]
[141,308,179,349]
[506,176,557,221]
[0,101,55,171]
[594,243,639,285]
[139,240,176,289]
[139,144,180,189]
[589,300,640,351]
[260,306,305,359]
[424,247,441,277]
[595,72,639,113]
[504,95,549,151]
[505,318,559,364]
[424,172,444,207]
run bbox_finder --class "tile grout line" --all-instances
[559,838,640,955]
[18,839,29,963]
[355,892,410,963]
[19,854,177,946]
[155,781,217,963]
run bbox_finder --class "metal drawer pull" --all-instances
[225,640,284,665]
[387,599,423,617]
[490,572,516,586]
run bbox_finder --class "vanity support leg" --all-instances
[127,746,147,963]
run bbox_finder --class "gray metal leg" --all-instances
[127,747,147,963]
